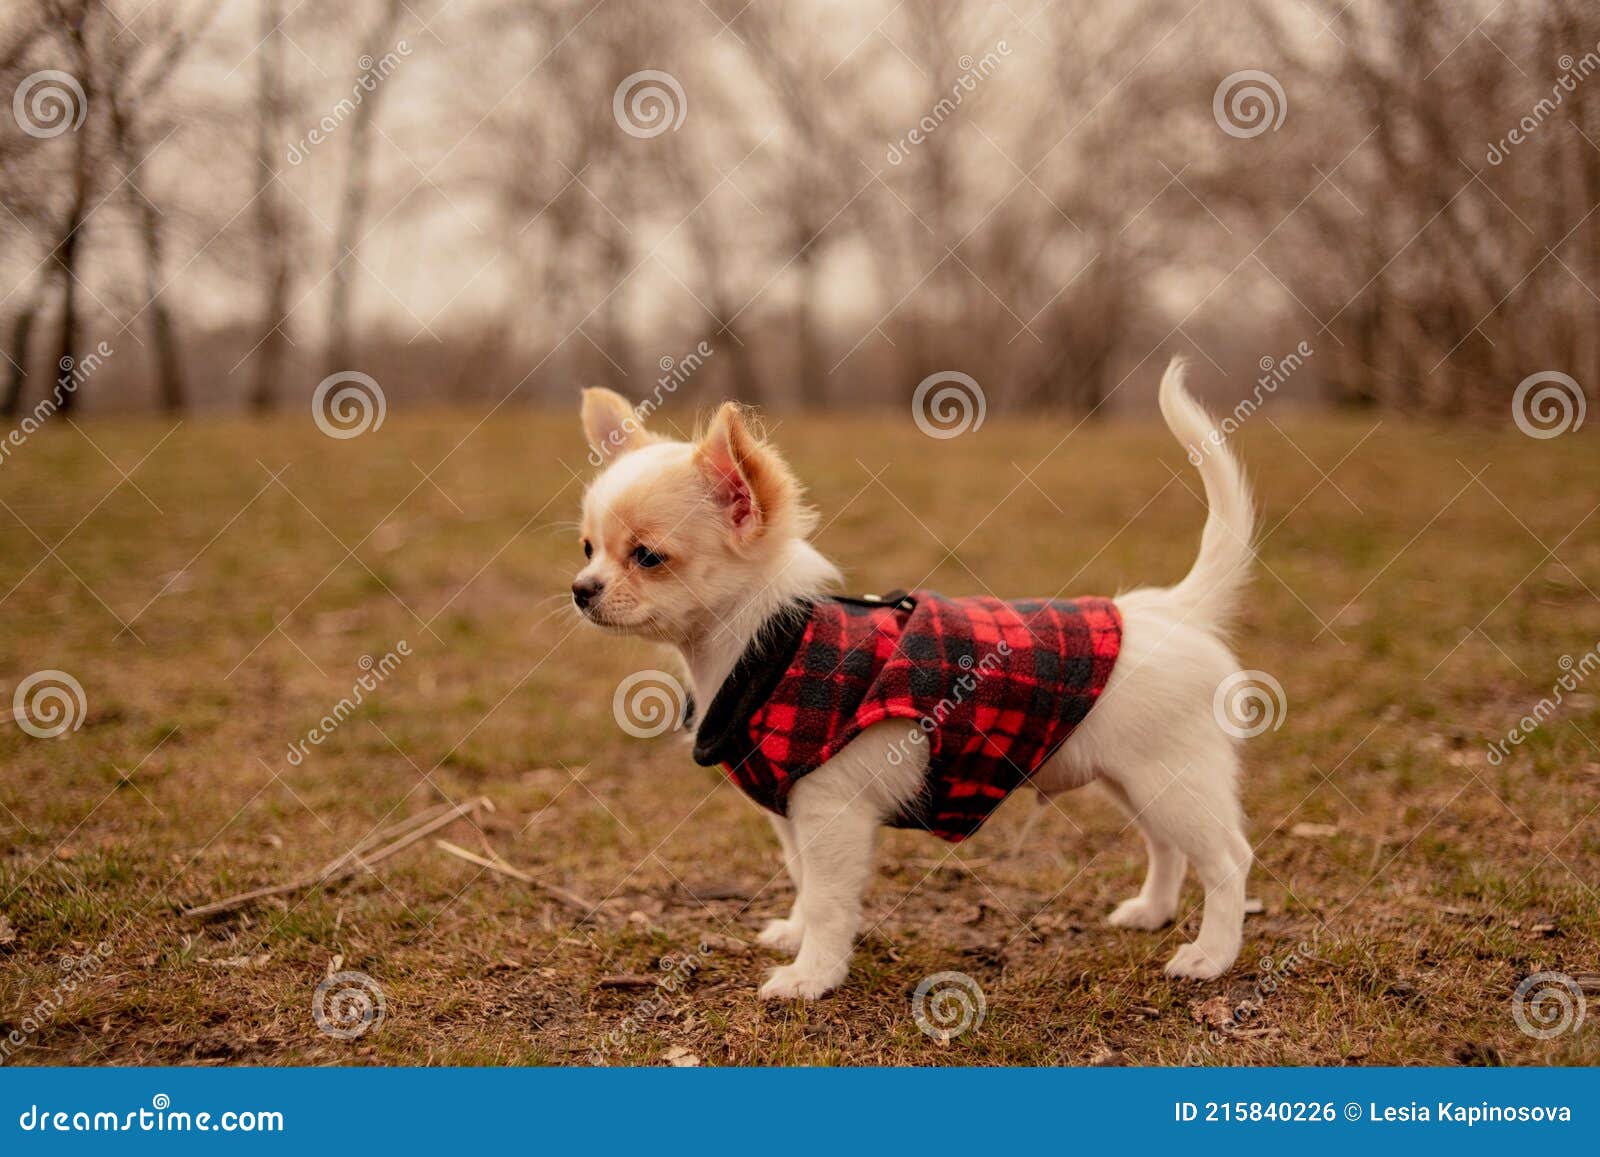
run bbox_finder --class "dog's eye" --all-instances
[582,539,593,559]
[632,545,665,569]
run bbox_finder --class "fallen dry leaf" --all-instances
[663,1046,701,1067]
[1189,995,1235,1032]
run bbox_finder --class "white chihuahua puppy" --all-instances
[573,360,1254,999]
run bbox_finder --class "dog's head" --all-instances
[571,387,815,643]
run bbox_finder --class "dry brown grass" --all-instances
[1,404,1597,1066]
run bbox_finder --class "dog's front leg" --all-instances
[758,773,878,1000]
[758,814,806,954]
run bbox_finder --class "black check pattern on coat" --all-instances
[701,590,1122,842]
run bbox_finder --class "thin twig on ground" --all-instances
[434,837,599,916]
[180,796,491,918]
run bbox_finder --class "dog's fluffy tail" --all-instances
[1157,358,1255,626]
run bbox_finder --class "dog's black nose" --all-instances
[572,578,603,610]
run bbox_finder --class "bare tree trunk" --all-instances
[1345,43,1390,410]
[137,192,186,412]
[1565,2,1600,398]
[678,181,764,404]
[793,243,825,406]
[45,0,99,418]
[98,0,220,413]
[2,295,41,419]
[52,130,92,417]
[598,232,633,391]
[325,0,403,376]
[717,325,762,405]
[251,0,290,412]
[111,106,187,413]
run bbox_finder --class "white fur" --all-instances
[577,361,1256,997]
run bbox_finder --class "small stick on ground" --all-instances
[180,796,491,919]
[594,975,657,989]
[433,838,598,917]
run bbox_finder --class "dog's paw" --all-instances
[1163,942,1231,980]
[1107,897,1175,930]
[759,961,846,1001]
[757,918,804,955]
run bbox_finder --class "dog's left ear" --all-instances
[581,387,654,460]
[694,402,794,546]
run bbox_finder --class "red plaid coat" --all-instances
[692,590,1122,842]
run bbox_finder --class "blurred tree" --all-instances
[325,0,405,377]
[0,9,54,418]
[102,0,222,413]
[47,0,102,417]
[249,0,293,412]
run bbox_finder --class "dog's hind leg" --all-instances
[758,815,806,954]
[1101,778,1188,930]
[1102,755,1251,979]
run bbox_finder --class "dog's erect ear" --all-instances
[581,387,653,460]
[694,402,793,545]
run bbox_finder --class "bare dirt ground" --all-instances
[1,406,1597,1065]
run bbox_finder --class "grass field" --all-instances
[1,401,1598,1066]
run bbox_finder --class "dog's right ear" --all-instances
[581,387,653,461]
[694,401,804,547]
